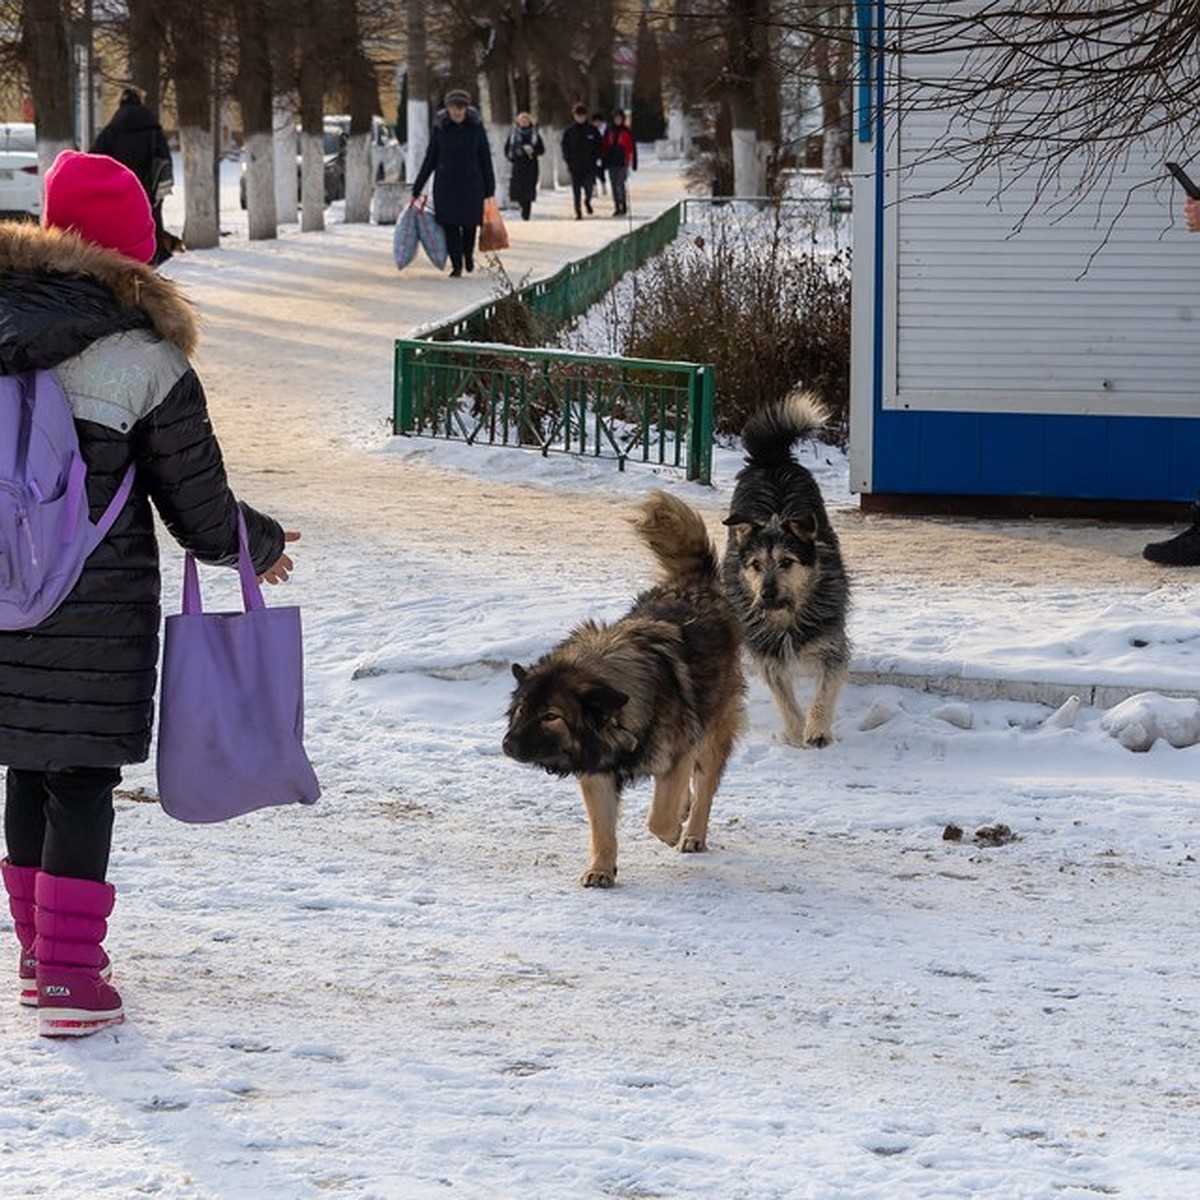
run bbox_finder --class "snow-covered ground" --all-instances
[2,159,1198,1199]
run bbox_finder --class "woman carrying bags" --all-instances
[411,88,496,277]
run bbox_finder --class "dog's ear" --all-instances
[584,683,628,713]
[723,514,759,547]
[511,663,528,683]
[785,513,819,542]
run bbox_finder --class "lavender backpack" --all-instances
[156,511,320,823]
[0,369,134,630]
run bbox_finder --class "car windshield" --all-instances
[0,125,36,152]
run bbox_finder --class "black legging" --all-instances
[441,223,478,273]
[4,766,119,881]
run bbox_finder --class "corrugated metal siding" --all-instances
[890,108,1199,413]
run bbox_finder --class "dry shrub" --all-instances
[615,203,851,447]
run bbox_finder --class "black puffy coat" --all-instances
[411,107,496,228]
[561,120,601,181]
[0,223,284,770]
[90,97,171,199]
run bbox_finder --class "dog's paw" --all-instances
[679,836,707,853]
[803,731,834,748]
[580,866,617,888]
[647,819,682,847]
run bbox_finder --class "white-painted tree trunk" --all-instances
[180,125,218,249]
[540,125,564,189]
[344,134,371,223]
[36,138,73,183]
[406,99,428,183]
[273,97,298,222]
[823,126,842,182]
[243,130,276,241]
[731,126,767,197]
[299,133,326,232]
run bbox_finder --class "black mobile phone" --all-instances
[1166,161,1200,200]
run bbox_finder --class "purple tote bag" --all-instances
[156,513,320,823]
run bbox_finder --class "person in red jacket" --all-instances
[600,109,637,217]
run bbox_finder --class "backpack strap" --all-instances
[82,462,136,544]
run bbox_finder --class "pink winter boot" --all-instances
[1,859,38,1006]
[34,872,124,1037]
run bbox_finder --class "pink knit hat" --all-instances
[42,150,157,264]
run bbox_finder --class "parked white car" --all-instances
[325,115,402,182]
[0,123,41,221]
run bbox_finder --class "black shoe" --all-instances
[1143,516,1200,565]
[449,266,462,278]
[585,201,593,214]
[464,254,474,273]
[575,212,582,220]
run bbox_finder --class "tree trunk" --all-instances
[179,125,218,248]
[274,95,299,222]
[336,0,379,225]
[730,122,766,196]
[405,0,428,184]
[126,0,165,113]
[268,9,299,223]
[296,0,327,232]
[169,6,219,248]
[235,0,277,241]
[21,0,74,171]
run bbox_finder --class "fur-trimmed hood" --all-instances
[0,220,198,363]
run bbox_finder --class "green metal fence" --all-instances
[394,339,716,484]
[413,202,683,343]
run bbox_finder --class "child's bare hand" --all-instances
[260,531,300,584]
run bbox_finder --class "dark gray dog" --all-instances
[722,391,850,747]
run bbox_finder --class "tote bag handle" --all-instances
[181,510,265,615]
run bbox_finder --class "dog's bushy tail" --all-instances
[633,490,720,589]
[741,389,828,468]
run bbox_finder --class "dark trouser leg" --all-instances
[571,176,584,216]
[443,223,464,272]
[5,767,118,882]
[611,167,627,213]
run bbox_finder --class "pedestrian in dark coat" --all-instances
[505,112,544,221]
[561,103,602,219]
[90,88,174,264]
[411,89,497,276]
[601,109,638,216]
[0,151,297,1037]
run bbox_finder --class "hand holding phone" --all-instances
[1166,161,1200,200]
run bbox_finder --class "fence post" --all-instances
[686,365,715,485]
[394,340,411,433]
